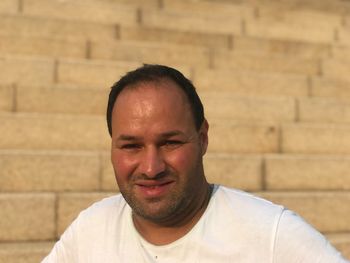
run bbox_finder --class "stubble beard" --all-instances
[119,170,200,224]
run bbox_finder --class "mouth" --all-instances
[135,180,175,198]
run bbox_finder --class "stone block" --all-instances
[311,77,350,98]
[0,35,87,59]
[17,85,108,115]
[0,113,110,150]
[57,192,114,236]
[101,152,119,191]
[327,233,350,260]
[337,27,350,45]
[0,15,116,41]
[90,40,211,67]
[22,0,138,25]
[0,194,55,241]
[331,46,350,61]
[0,85,14,112]
[299,98,350,123]
[213,52,320,75]
[208,121,279,153]
[257,8,342,29]
[260,192,350,233]
[201,95,295,122]
[282,123,350,154]
[57,59,141,88]
[204,154,262,190]
[265,155,350,190]
[0,0,18,14]
[141,8,243,35]
[0,56,54,86]
[101,0,159,8]
[120,25,230,49]
[245,16,336,44]
[233,36,331,59]
[162,0,254,18]
[322,59,350,82]
[0,242,54,263]
[193,69,309,97]
[0,150,100,191]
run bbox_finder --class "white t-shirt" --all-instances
[42,185,349,262]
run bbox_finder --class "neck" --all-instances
[132,183,213,245]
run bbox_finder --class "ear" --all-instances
[199,119,209,156]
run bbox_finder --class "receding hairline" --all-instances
[112,77,192,111]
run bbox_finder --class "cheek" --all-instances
[166,146,200,173]
[111,151,138,180]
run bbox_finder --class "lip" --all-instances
[135,180,175,199]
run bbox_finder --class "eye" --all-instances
[121,144,142,150]
[164,140,183,148]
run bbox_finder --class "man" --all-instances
[43,64,349,262]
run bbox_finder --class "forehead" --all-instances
[115,79,189,109]
[111,80,197,135]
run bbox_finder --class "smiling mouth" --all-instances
[135,180,175,198]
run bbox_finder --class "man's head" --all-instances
[107,64,204,137]
[108,65,210,226]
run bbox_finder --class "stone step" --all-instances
[202,95,296,122]
[260,192,350,233]
[0,242,53,263]
[0,0,18,15]
[311,77,350,99]
[0,15,117,41]
[162,0,254,18]
[232,35,331,60]
[282,123,350,154]
[0,150,263,192]
[14,85,296,122]
[250,0,350,15]
[331,45,350,61]
[0,55,55,86]
[208,121,279,154]
[90,40,211,67]
[0,112,279,153]
[16,85,108,115]
[327,233,350,260]
[299,97,350,123]
[337,27,350,46]
[0,193,55,241]
[0,85,14,112]
[57,58,142,88]
[256,7,343,29]
[193,69,309,97]
[3,149,350,192]
[322,59,350,82]
[22,0,138,26]
[0,150,101,192]
[245,16,336,44]
[140,8,243,35]
[0,35,87,59]
[265,154,350,190]
[120,24,231,48]
[0,113,110,150]
[212,51,321,75]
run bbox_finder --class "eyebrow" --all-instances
[116,130,184,141]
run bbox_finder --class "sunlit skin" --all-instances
[110,79,211,245]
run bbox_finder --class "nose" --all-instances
[138,146,166,178]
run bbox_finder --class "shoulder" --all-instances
[75,193,128,227]
[213,185,284,218]
[274,210,348,262]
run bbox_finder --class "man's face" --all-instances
[110,80,208,223]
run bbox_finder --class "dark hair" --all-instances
[106,64,204,136]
